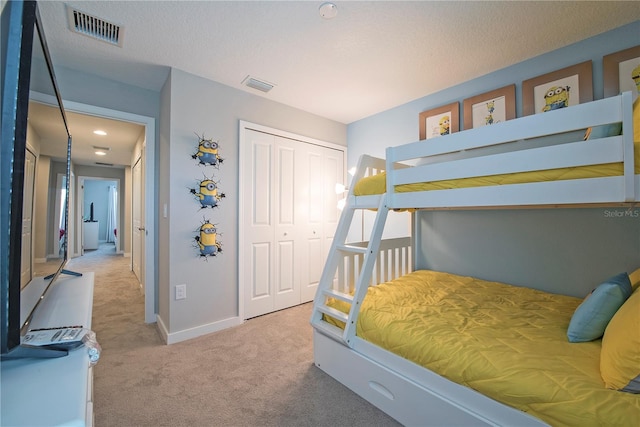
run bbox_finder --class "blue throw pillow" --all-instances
[583,122,623,140]
[567,273,632,343]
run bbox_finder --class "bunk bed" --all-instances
[310,92,640,426]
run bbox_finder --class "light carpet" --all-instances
[66,244,400,427]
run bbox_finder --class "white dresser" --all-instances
[1,273,95,426]
[83,221,99,250]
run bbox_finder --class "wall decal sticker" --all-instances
[194,219,222,258]
[192,133,223,167]
[189,176,225,209]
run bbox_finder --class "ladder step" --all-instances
[311,318,345,342]
[323,288,354,304]
[316,304,349,324]
[336,244,368,254]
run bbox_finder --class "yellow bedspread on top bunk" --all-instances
[326,270,640,426]
[353,160,640,195]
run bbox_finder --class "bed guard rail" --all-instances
[335,237,412,294]
[385,91,636,206]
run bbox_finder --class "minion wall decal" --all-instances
[542,86,570,112]
[189,176,225,209]
[194,219,222,258]
[190,133,224,257]
[192,133,223,167]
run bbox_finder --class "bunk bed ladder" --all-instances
[311,194,389,348]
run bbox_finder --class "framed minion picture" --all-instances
[604,45,640,102]
[522,61,593,116]
[419,102,459,140]
[463,84,515,130]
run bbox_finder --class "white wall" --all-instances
[158,68,346,342]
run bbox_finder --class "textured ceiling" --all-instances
[38,1,640,124]
[28,1,640,166]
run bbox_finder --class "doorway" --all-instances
[64,99,156,324]
[79,177,119,255]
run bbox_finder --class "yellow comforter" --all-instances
[326,270,640,426]
[354,161,639,195]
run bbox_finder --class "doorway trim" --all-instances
[63,99,157,324]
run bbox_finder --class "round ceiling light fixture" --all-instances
[319,2,337,19]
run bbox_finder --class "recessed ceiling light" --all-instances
[93,130,107,136]
[93,145,110,156]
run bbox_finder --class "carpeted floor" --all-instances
[65,244,400,427]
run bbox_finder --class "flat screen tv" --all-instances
[1,0,77,359]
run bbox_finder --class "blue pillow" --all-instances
[583,122,622,140]
[567,273,632,343]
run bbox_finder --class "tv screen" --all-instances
[1,0,74,359]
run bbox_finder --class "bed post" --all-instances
[621,91,635,202]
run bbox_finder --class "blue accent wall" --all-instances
[348,22,639,166]
[347,21,640,297]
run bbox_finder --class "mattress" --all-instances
[354,162,639,196]
[326,270,640,426]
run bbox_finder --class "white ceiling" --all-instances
[31,1,640,167]
[28,100,144,167]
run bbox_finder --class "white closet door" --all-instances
[273,136,302,311]
[300,145,343,301]
[301,145,323,303]
[242,127,345,319]
[244,130,276,318]
[322,147,343,251]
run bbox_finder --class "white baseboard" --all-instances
[156,315,243,345]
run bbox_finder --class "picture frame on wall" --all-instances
[419,102,459,140]
[603,45,640,99]
[522,61,593,116]
[463,84,515,130]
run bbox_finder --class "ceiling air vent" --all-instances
[67,7,124,47]
[242,75,275,93]
[95,162,114,167]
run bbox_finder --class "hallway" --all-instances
[64,243,161,352]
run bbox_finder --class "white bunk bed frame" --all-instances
[310,92,638,426]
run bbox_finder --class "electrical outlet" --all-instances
[175,284,187,300]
